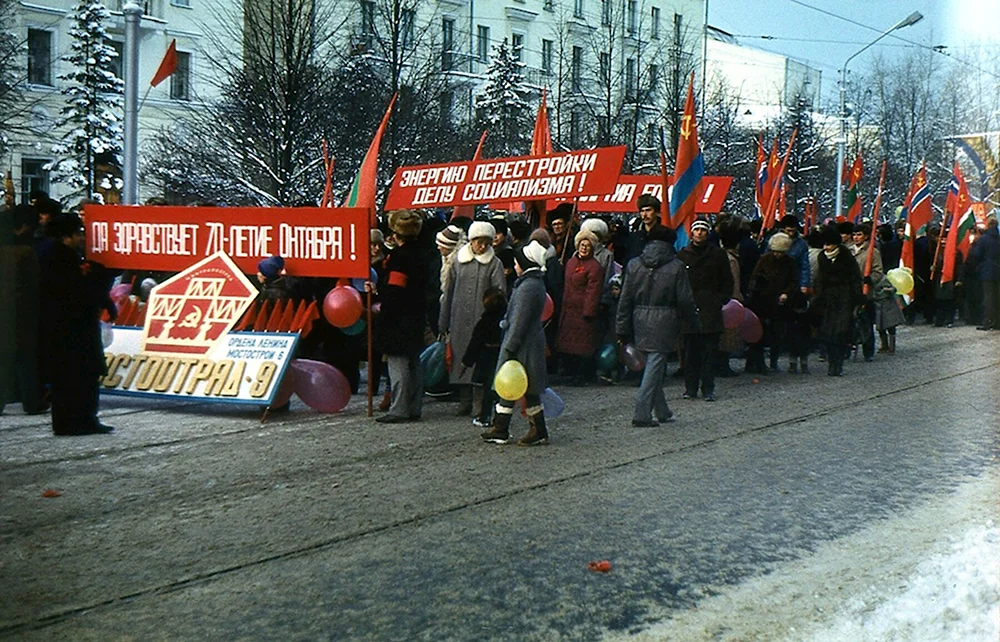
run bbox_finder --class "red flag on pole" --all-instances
[941,163,975,284]
[845,155,863,222]
[150,39,178,88]
[531,90,553,156]
[760,130,797,234]
[344,93,397,224]
[669,73,704,248]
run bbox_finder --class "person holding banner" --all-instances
[481,240,551,446]
[376,210,427,424]
[439,221,506,417]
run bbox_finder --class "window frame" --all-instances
[169,50,191,101]
[27,28,54,87]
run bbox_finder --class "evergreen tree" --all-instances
[0,0,21,156]
[47,0,123,200]
[476,38,530,158]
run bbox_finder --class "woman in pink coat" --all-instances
[556,229,605,385]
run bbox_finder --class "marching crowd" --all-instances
[3,190,999,443]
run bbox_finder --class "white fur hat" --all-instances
[467,220,496,241]
[580,217,609,242]
[768,232,792,253]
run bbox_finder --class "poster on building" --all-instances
[550,175,733,213]
[84,205,371,278]
[384,146,627,209]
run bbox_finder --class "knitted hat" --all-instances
[528,228,552,248]
[580,217,609,242]
[574,229,599,250]
[768,232,792,253]
[637,194,661,211]
[690,216,711,233]
[467,220,496,241]
[257,255,285,279]
[435,224,462,249]
[388,209,423,238]
[515,240,548,272]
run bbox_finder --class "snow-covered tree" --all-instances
[47,0,123,201]
[476,38,530,158]
[0,0,21,156]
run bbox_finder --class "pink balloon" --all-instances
[110,283,132,304]
[739,308,763,343]
[722,299,745,330]
[621,344,646,372]
[323,286,363,328]
[541,293,554,322]
[290,359,350,413]
[269,367,297,408]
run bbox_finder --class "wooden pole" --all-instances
[863,160,887,295]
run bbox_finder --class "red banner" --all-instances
[84,206,370,278]
[551,175,732,213]
[384,146,626,210]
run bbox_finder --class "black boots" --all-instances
[456,385,473,416]
[518,410,549,447]
[480,411,511,443]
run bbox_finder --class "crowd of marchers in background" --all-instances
[2,191,998,444]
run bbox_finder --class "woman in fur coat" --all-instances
[555,229,605,385]
[813,226,865,376]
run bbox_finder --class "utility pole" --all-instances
[122,2,142,205]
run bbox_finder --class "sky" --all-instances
[707,0,1000,104]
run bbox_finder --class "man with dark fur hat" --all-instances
[625,193,667,262]
[546,203,575,264]
[39,214,115,435]
[376,209,428,423]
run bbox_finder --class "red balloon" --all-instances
[542,293,554,322]
[722,299,745,330]
[323,286,363,328]
[270,368,297,408]
[290,359,350,413]
[739,308,763,343]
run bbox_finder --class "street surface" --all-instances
[1,324,998,641]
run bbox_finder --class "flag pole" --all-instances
[863,160,887,295]
[758,129,797,242]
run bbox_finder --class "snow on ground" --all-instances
[608,469,1000,642]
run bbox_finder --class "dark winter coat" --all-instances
[748,252,798,320]
[556,253,605,356]
[972,226,1000,281]
[616,240,698,353]
[813,245,864,338]
[461,307,505,385]
[677,241,734,335]
[496,269,547,396]
[872,275,905,331]
[376,241,426,356]
[625,221,666,262]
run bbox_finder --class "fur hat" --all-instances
[467,220,496,241]
[821,226,842,246]
[139,277,158,299]
[515,240,548,272]
[490,215,508,236]
[580,217,609,242]
[768,232,792,253]
[690,216,711,233]
[370,228,385,245]
[646,225,677,245]
[529,228,552,248]
[49,214,83,238]
[574,229,599,250]
[546,203,574,226]
[257,255,285,279]
[435,224,462,249]
[388,209,423,238]
[636,194,661,211]
[779,215,801,230]
[836,221,855,236]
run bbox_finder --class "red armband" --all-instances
[387,271,409,287]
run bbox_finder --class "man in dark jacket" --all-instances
[625,194,666,262]
[677,216,734,401]
[376,209,427,423]
[39,215,115,435]
[617,226,698,426]
[975,216,1000,329]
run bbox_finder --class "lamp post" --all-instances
[122,2,142,205]
[834,11,923,219]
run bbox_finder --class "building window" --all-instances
[511,33,523,62]
[541,39,553,73]
[627,0,637,34]
[601,0,611,26]
[476,25,489,62]
[170,0,191,7]
[360,1,375,37]
[570,111,582,148]
[401,9,415,49]
[651,7,661,38]
[108,40,124,87]
[439,90,453,125]
[647,64,658,96]
[573,0,584,19]
[169,51,190,100]
[27,29,52,86]
[571,45,583,93]
[21,159,50,202]
[625,57,636,98]
[599,51,610,85]
[442,18,454,70]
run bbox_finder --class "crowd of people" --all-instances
[3,190,999,443]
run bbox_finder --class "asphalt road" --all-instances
[1,324,997,641]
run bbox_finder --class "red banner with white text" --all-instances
[83,206,370,277]
[384,146,626,210]
[550,175,732,213]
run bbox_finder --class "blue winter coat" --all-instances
[972,226,1000,282]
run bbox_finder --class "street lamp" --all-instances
[834,11,923,219]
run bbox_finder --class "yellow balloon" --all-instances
[886,268,914,295]
[494,360,528,401]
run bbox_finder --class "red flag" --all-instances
[531,90,553,156]
[760,130,797,234]
[253,300,272,332]
[778,184,787,219]
[845,155,863,222]
[265,299,286,332]
[344,93,397,224]
[235,301,260,331]
[451,130,487,220]
[150,39,178,88]
[669,73,704,247]
[278,298,297,331]
[942,163,975,284]
[763,137,779,217]
[899,163,931,279]
[754,133,767,219]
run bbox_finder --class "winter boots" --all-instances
[480,408,512,443]
[518,407,549,447]
[888,334,896,355]
[456,385,473,416]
